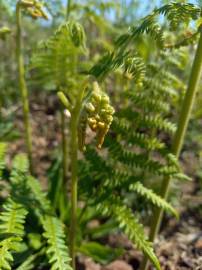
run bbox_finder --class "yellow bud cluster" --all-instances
[20,0,48,20]
[78,82,114,151]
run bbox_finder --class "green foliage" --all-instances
[129,182,178,217]
[0,152,72,270]
[79,48,190,269]
[97,198,161,270]
[0,199,27,270]
[42,216,72,270]
[31,21,86,91]
[1,1,202,270]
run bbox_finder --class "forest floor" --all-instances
[7,92,202,270]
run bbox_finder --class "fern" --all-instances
[130,182,178,217]
[42,216,72,270]
[0,152,72,270]
[78,46,189,270]
[23,171,72,270]
[90,3,200,80]
[31,21,86,92]
[0,199,27,270]
[97,198,161,270]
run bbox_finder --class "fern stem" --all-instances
[16,2,33,173]
[69,87,84,270]
[61,108,68,190]
[141,30,202,270]
[66,0,72,20]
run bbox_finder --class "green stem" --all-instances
[16,2,33,173]
[66,0,72,20]
[69,88,84,270]
[141,30,202,270]
[61,108,68,190]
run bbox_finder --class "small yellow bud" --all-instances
[98,122,105,129]
[88,118,96,126]
[92,92,102,103]
[85,102,95,113]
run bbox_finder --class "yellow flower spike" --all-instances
[77,81,114,151]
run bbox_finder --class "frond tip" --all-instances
[130,182,178,217]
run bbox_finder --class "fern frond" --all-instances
[97,199,160,270]
[10,154,29,184]
[116,2,200,48]
[130,182,178,217]
[31,21,86,91]
[89,50,145,83]
[107,139,167,175]
[7,154,72,270]
[26,176,51,215]
[42,216,72,270]
[24,176,72,270]
[157,3,200,30]
[0,199,27,270]
[112,118,165,151]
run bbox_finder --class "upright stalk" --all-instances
[16,2,33,173]
[141,29,202,270]
[61,108,68,193]
[66,0,72,20]
[69,88,84,270]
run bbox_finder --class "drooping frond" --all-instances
[42,216,72,270]
[90,3,200,80]
[116,2,200,48]
[0,199,27,270]
[130,182,178,217]
[97,198,161,270]
[157,2,200,30]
